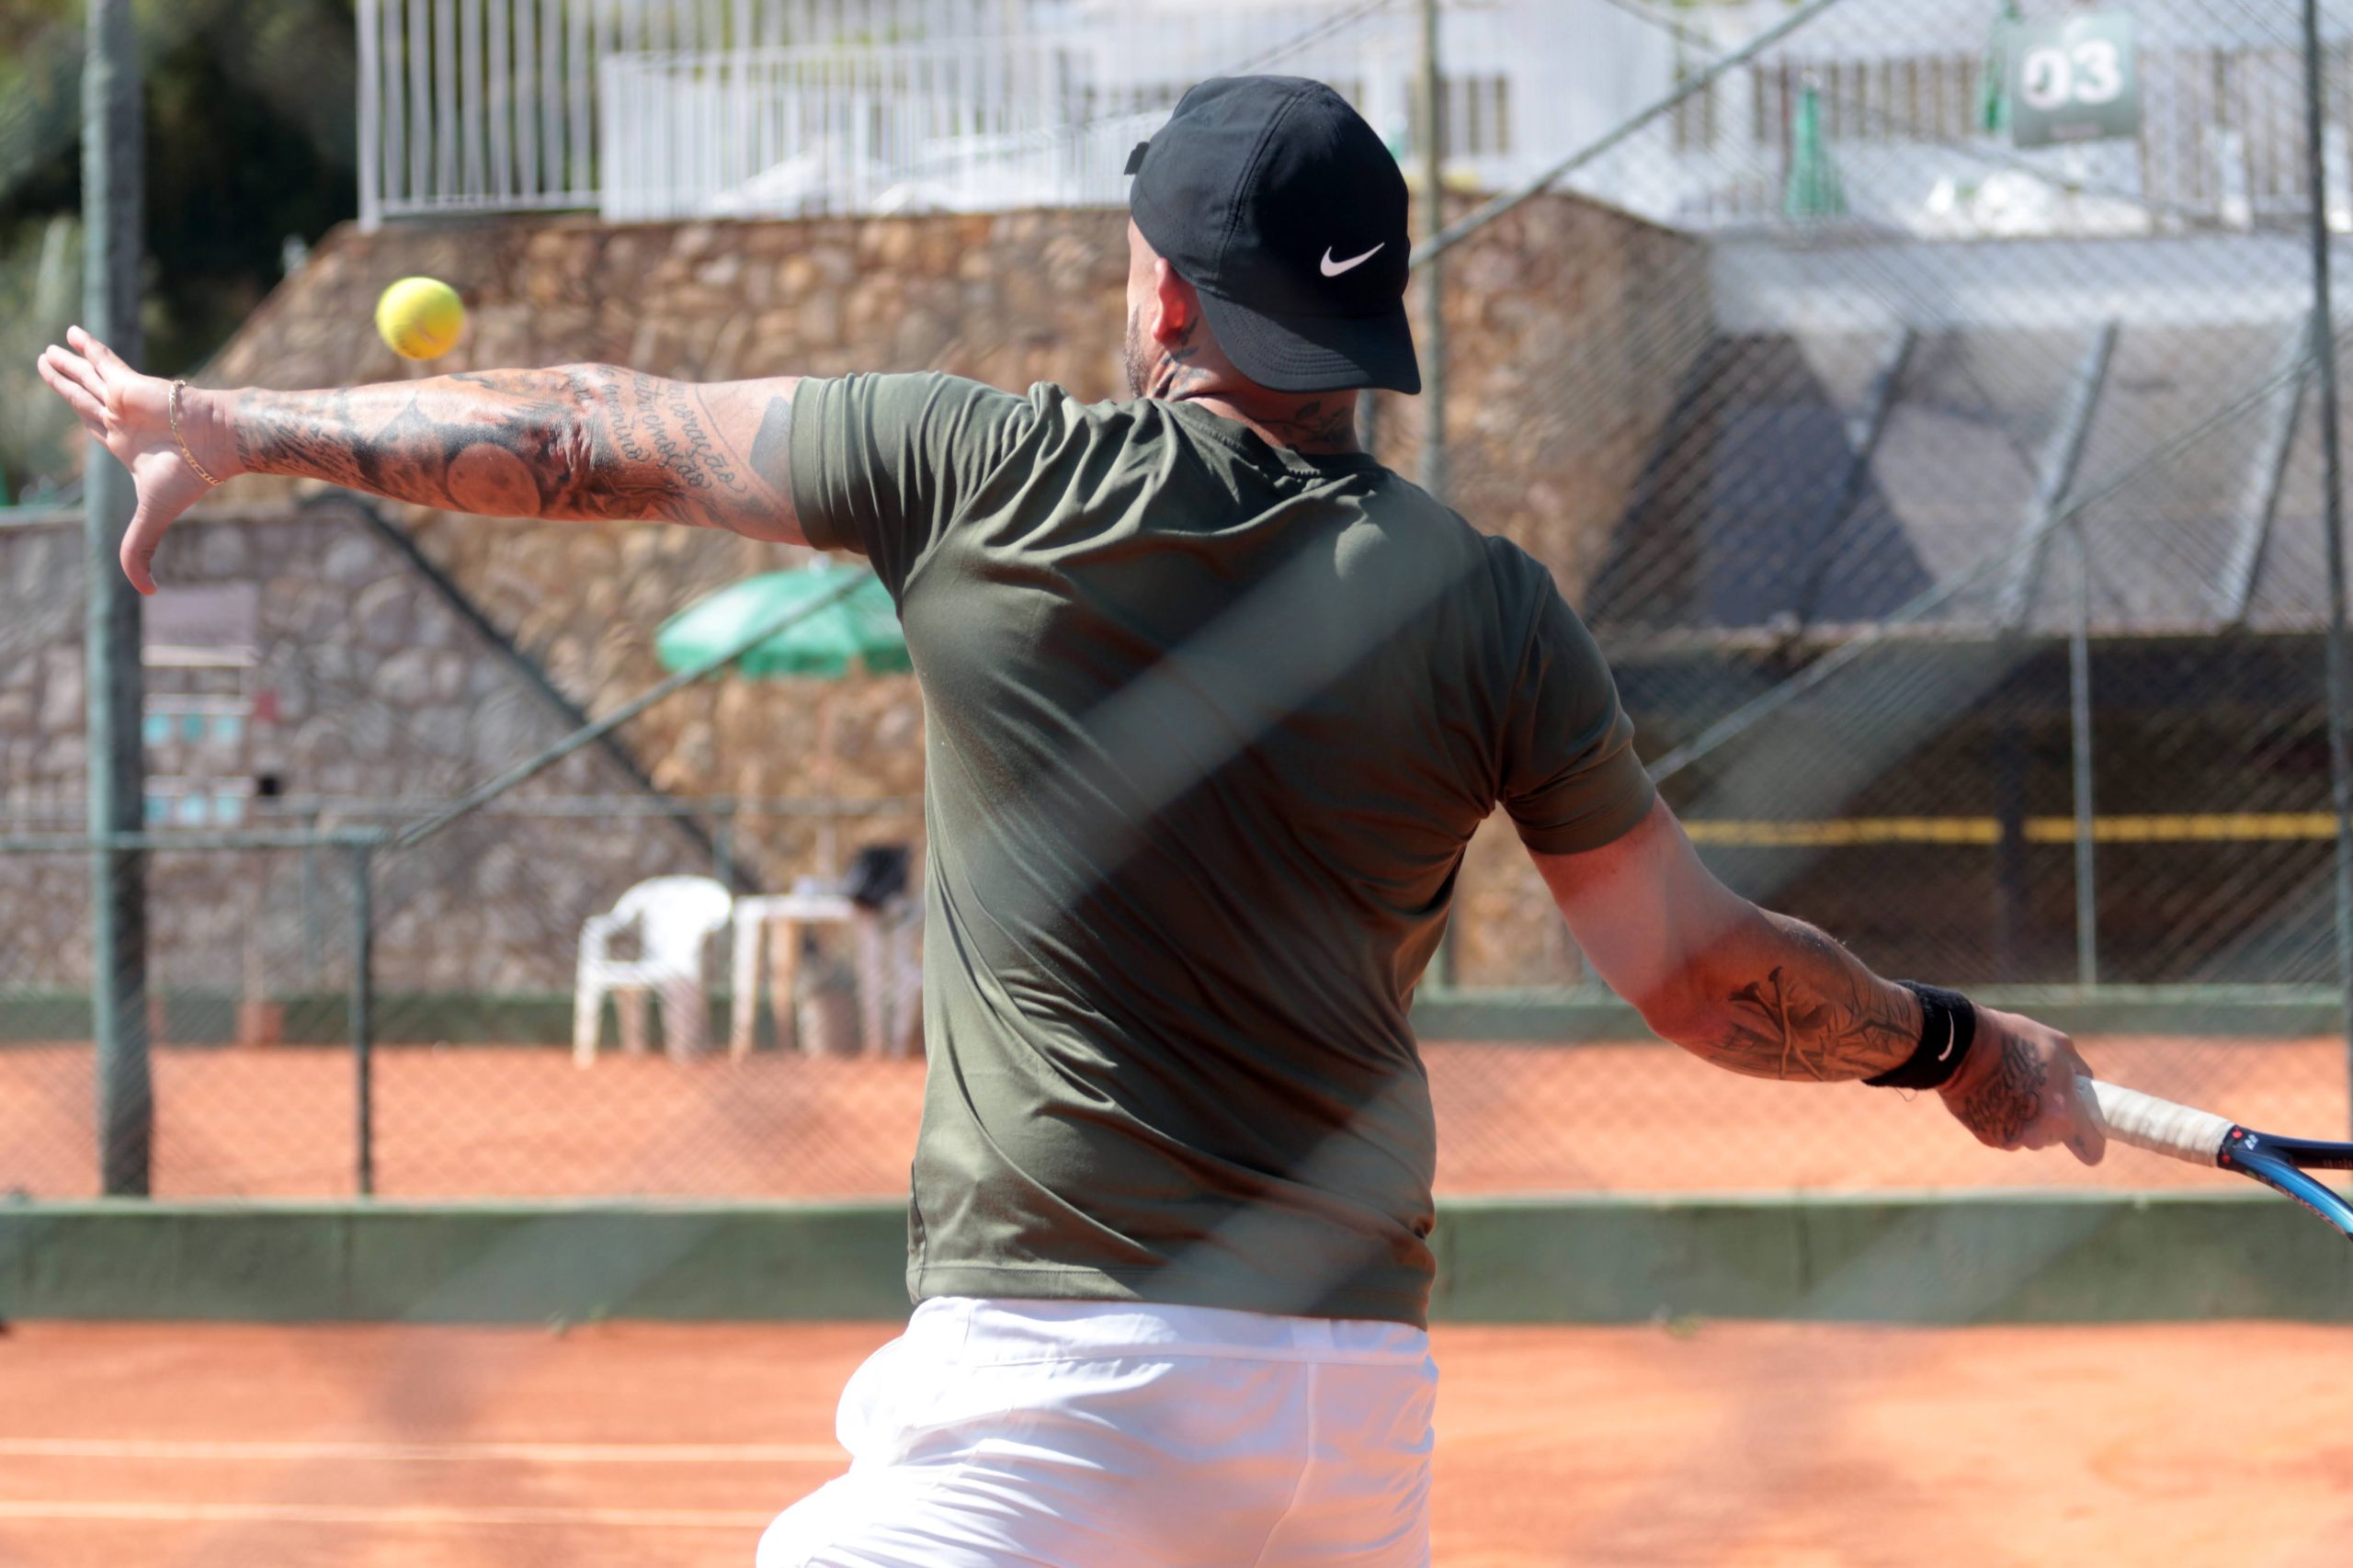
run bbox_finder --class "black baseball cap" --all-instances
[1125,76,1420,396]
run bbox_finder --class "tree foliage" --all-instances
[0,0,358,490]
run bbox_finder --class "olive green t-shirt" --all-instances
[790,373,1653,1327]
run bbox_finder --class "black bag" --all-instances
[845,844,911,909]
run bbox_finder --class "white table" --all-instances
[727,892,915,1059]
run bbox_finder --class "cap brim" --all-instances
[1194,289,1422,397]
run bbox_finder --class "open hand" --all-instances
[36,326,233,594]
[1938,1004,2107,1165]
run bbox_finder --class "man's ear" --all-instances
[1149,259,1197,346]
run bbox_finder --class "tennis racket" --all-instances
[2076,1076,2353,1239]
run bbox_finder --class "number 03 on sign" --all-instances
[2007,11,2141,149]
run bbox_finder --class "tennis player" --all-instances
[42,74,2101,1568]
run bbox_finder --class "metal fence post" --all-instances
[84,0,150,1196]
[1993,712,2029,979]
[1417,0,1449,518]
[2302,0,2353,1132]
[357,0,381,230]
[300,817,324,986]
[2069,518,2097,991]
[714,799,739,891]
[349,842,376,1198]
[1419,0,1454,993]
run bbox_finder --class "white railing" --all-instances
[354,0,1679,227]
[1656,36,2353,237]
[357,0,1051,222]
[600,42,1151,220]
[355,0,2353,236]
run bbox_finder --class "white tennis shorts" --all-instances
[756,1295,1437,1568]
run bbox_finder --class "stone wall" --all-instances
[1,503,722,997]
[15,195,1705,994]
[1367,194,1715,601]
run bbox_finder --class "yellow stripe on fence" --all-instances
[1682,818,2000,846]
[2031,812,2344,843]
[1682,813,2345,847]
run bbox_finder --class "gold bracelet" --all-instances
[170,379,223,487]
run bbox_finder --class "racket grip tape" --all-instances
[2075,1076,2234,1168]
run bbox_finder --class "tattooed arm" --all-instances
[38,327,801,593]
[1530,797,2105,1164]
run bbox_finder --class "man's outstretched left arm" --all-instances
[37,325,802,593]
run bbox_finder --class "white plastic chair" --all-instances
[573,875,734,1066]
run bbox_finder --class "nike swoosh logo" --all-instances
[1320,243,1385,278]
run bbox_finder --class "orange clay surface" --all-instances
[1,1035,2345,1199]
[0,1319,2347,1567]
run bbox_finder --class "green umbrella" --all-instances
[654,563,911,677]
[1782,81,1847,222]
[656,563,911,876]
[1977,0,2025,138]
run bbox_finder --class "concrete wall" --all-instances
[7,1192,2347,1324]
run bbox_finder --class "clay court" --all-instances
[10,1032,2350,1563]
[2,1317,2347,1568]
[1,1034,2343,1199]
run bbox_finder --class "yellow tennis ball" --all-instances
[375,276,465,361]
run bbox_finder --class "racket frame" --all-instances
[2220,1127,2353,1239]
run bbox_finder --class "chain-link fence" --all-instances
[1,496,934,1200]
[1422,0,2353,1158]
[1464,0,2353,983]
[10,0,2353,1205]
[0,808,930,1202]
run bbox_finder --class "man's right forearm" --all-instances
[1662,904,2086,1153]
[193,365,801,541]
[1534,807,1923,1085]
[1643,903,1925,1084]
[1539,801,2102,1160]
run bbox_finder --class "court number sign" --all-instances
[2007,12,2140,149]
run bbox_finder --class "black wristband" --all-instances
[1863,982,1977,1090]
